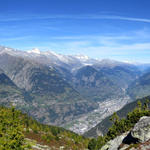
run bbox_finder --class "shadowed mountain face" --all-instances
[127,71,150,99]
[72,66,122,101]
[0,72,15,86]
[71,65,140,101]
[0,70,24,106]
[0,54,82,101]
[0,53,97,125]
[94,64,141,88]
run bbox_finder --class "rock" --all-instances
[101,132,129,150]
[131,116,150,143]
[138,144,150,150]
[101,116,150,150]
[32,144,51,150]
[119,144,130,150]
[25,138,51,150]
[125,140,150,150]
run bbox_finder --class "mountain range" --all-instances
[1,45,150,134]
[127,71,150,99]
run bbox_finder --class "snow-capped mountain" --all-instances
[0,45,148,135]
[0,46,100,70]
[1,46,150,72]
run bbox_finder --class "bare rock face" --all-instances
[131,116,150,143]
[101,132,129,150]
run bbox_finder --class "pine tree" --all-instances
[0,107,28,149]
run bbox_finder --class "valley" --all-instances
[62,93,131,134]
[0,46,150,137]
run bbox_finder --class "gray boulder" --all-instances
[101,116,150,150]
[101,132,129,150]
[131,116,150,143]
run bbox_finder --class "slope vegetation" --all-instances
[84,96,150,138]
[0,106,89,149]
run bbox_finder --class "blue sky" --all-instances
[1,0,150,62]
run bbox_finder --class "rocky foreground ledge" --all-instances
[101,116,150,150]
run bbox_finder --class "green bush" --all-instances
[0,107,28,150]
[88,99,150,150]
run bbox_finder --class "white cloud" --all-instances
[89,15,150,23]
[1,14,150,24]
[0,36,32,42]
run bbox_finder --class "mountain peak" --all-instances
[27,48,41,54]
[0,46,14,54]
[74,54,89,61]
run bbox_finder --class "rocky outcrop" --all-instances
[101,132,129,150]
[131,116,150,143]
[101,116,150,150]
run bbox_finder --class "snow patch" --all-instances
[27,48,41,54]
[74,55,89,61]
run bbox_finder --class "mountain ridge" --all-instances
[0,52,98,126]
[0,45,147,134]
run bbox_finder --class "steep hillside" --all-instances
[87,97,150,150]
[72,65,140,102]
[0,53,97,126]
[0,69,24,106]
[127,71,150,99]
[0,53,85,102]
[84,96,150,138]
[0,69,15,86]
[0,106,89,150]
[94,64,140,88]
[72,65,122,101]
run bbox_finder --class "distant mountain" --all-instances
[0,46,141,99]
[0,45,145,133]
[93,59,126,69]
[1,46,143,73]
[0,53,79,101]
[135,63,150,72]
[96,65,141,89]
[84,96,150,138]
[71,64,140,101]
[0,69,15,86]
[0,46,99,71]
[0,53,97,126]
[72,65,122,101]
[0,69,24,106]
[127,71,150,99]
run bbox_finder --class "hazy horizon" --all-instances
[1,45,150,64]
